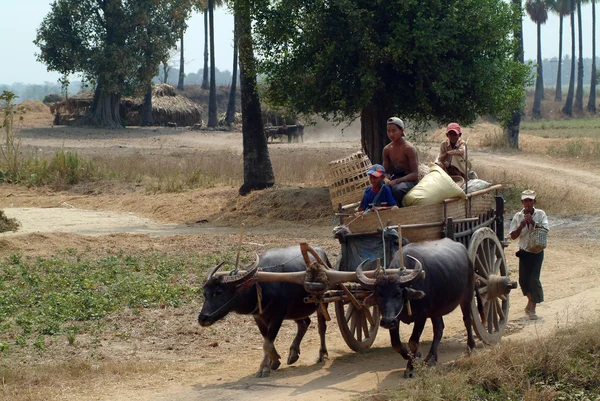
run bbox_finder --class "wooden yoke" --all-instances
[300,242,328,267]
[300,242,331,320]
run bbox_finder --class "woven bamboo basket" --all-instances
[525,226,548,254]
[328,151,372,210]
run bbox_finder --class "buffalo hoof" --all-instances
[270,359,281,371]
[255,367,271,378]
[317,351,328,363]
[403,369,415,379]
[287,349,300,365]
[426,358,437,367]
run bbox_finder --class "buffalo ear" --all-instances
[404,288,425,300]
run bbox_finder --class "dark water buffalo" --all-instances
[286,124,304,143]
[264,126,283,142]
[264,124,304,143]
[356,238,484,377]
[198,246,331,377]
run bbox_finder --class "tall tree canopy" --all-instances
[35,0,193,128]
[253,0,530,163]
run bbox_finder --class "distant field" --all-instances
[520,118,600,139]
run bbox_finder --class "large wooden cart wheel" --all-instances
[335,298,380,351]
[468,227,516,345]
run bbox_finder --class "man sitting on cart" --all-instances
[382,117,419,206]
[356,164,397,214]
[436,122,470,179]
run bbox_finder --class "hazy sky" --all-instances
[0,1,599,85]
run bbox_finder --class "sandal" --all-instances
[528,312,538,320]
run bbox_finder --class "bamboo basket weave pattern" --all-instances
[526,226,548,254]
[328,151,372,210]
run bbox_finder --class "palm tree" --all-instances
[201,6,209,90]
[552,0,574,101]
[236,0,274,195]
[588,0,597,113]
[225,8,239,127]
[177,31,185,90]
[526,0,550,119]
[563,1,577,116]
[507,0,525,148]
[574,0,585,112]
[207,0,224,127]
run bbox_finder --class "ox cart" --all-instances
[256,184,516,353]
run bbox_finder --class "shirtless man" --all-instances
[382,117,419,206]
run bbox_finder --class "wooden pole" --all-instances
[398,224,404,269]
[234,223,245,270]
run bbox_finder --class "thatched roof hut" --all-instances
[123,84,203,127]
[53,85,203,127]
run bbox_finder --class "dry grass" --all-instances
[476,164,600,215]
[371,319,600,401]
[0,210,19,233]
[84,147,350,193]
[0,359,165,401]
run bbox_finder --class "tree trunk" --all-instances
[575,0,584,113]
[226,9,239,127]
[141,83,153,126]
[532,22,543,119]
[202,9,209,90]
[555,16,563,101]
[588,0,597,113]
[506,0,524,149]
[82,81,123,128]
[177,33,185,91]
[162,62,169,84]
[563,11,576,116]
[237,0,274,196]
[360,95,393,165]
[81,0,124,128]
[207,0,218,127]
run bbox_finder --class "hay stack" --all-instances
[125,84,202,127]
[18,100,54,127]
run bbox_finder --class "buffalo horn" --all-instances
[355,260,375,290]
[398,255,423,285]
[204,262,225,285]
[221,254,260,285]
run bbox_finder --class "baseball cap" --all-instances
[367,164,386,178]
[521,189,536,200]
[446,122,462,134]
[387,117,404,129]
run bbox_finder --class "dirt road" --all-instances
[1,125,599,401]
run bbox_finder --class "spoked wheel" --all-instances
[468,227,516,345]
[335,297,380,351]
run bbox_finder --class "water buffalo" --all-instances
[286,124,304,143]
[198,246,331,378]
[356,238,485,377]
[265,126,283,142]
